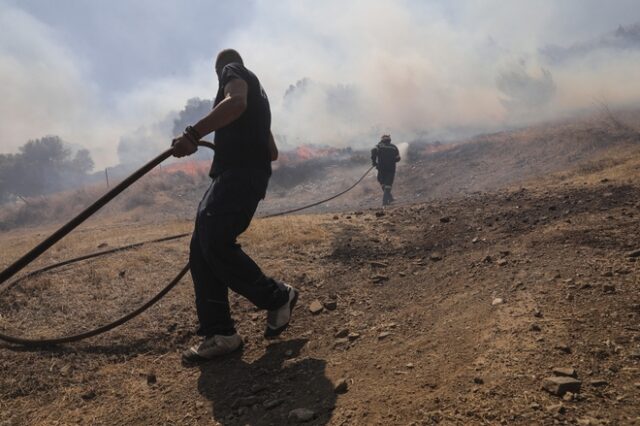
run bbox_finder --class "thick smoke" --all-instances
[230,1,640,146]
[542,23,640,64]
[2,1,640,167]
[497,62,556,119]
[117,97,213,166]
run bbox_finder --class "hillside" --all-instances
[3,110,639,230]
[1,113,640,425]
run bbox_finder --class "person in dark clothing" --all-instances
[371,134,400,206]
[172,49,299,362]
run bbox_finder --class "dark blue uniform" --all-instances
[371,139,400,206]
[190,63,288,337]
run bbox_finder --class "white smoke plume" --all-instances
[1,0,640,167]
[229,1,640,147]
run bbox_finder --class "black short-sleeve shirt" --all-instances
[209,63,272,177]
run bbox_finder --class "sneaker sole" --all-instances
[264,289,299,339]
[181,341,243,365]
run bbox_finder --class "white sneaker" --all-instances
[182,333,243,363]
[264,284,299,339]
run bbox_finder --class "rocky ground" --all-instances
[1,113,640,425]
[1,166,640,424]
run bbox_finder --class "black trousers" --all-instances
[189,169,288,336]
[377,169,395,205]
[376,169,395,186]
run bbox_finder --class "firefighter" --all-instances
[172,49,298,362]
[371,134,400,206]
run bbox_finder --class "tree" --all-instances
[70,149,94,174]
[0,136,95,202]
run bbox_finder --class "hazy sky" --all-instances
[1,0,639,168]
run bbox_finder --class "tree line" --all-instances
[0,136,94,203]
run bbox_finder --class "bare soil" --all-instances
[1,116,640,425]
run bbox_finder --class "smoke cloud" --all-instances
[1,0,640,167]
[221,1,640,149]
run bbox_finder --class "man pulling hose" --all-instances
[172,49,299,362]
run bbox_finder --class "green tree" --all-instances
[0,136,95,202]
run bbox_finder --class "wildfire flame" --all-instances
[157,160,210,177]
[278,145,344,165]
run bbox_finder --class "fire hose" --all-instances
[0,142,374,346]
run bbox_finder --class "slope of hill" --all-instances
[1,127,640,424]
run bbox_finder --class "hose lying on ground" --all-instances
[0,144,374,347]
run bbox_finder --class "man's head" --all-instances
[380,134,391,143]
[215,49,243,77]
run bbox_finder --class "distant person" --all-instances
[371,134,400,206]
[172,49,299,362]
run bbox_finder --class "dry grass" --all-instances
[243,215,330,249]
[2,123,640,424]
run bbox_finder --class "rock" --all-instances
[309,300,324,315]
[370,261,388,268]
[334,378,348,394]
[232,396,259,409]
[602,284,616,294]
[288,408,315,422]
[375,211,385,218]
[406,363,414,369]
[472,237,479,244]
[577,417,605,425]
[146,373,157,385]
[263,399,284,410]
[552,368,577,378]
[347,332,360,342]
[332,215,339,220]
[542,376,581,396]
[627,249,640,258]
[530,324,542,332]
[439,216,450,223]
[251,384,267,394]
[97,242,108,249]
[533,308,543,318]
[378,332,391,340]
[554,343,572,354]
[371,275,389,283]
[333,337,349,348]
[590,379,608,387]
[60,365,71,376]
[430,253,443,261]
[496,259,508,266]
[324,300,338,311]
[547,404,566,415]
[81,390,97,401]
[473,377,484,385]
[492,298,504,306]
[334,329,349,338]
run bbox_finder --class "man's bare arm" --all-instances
[193,79,248,137]
[172,78,248,157]
[268,131,278,161]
